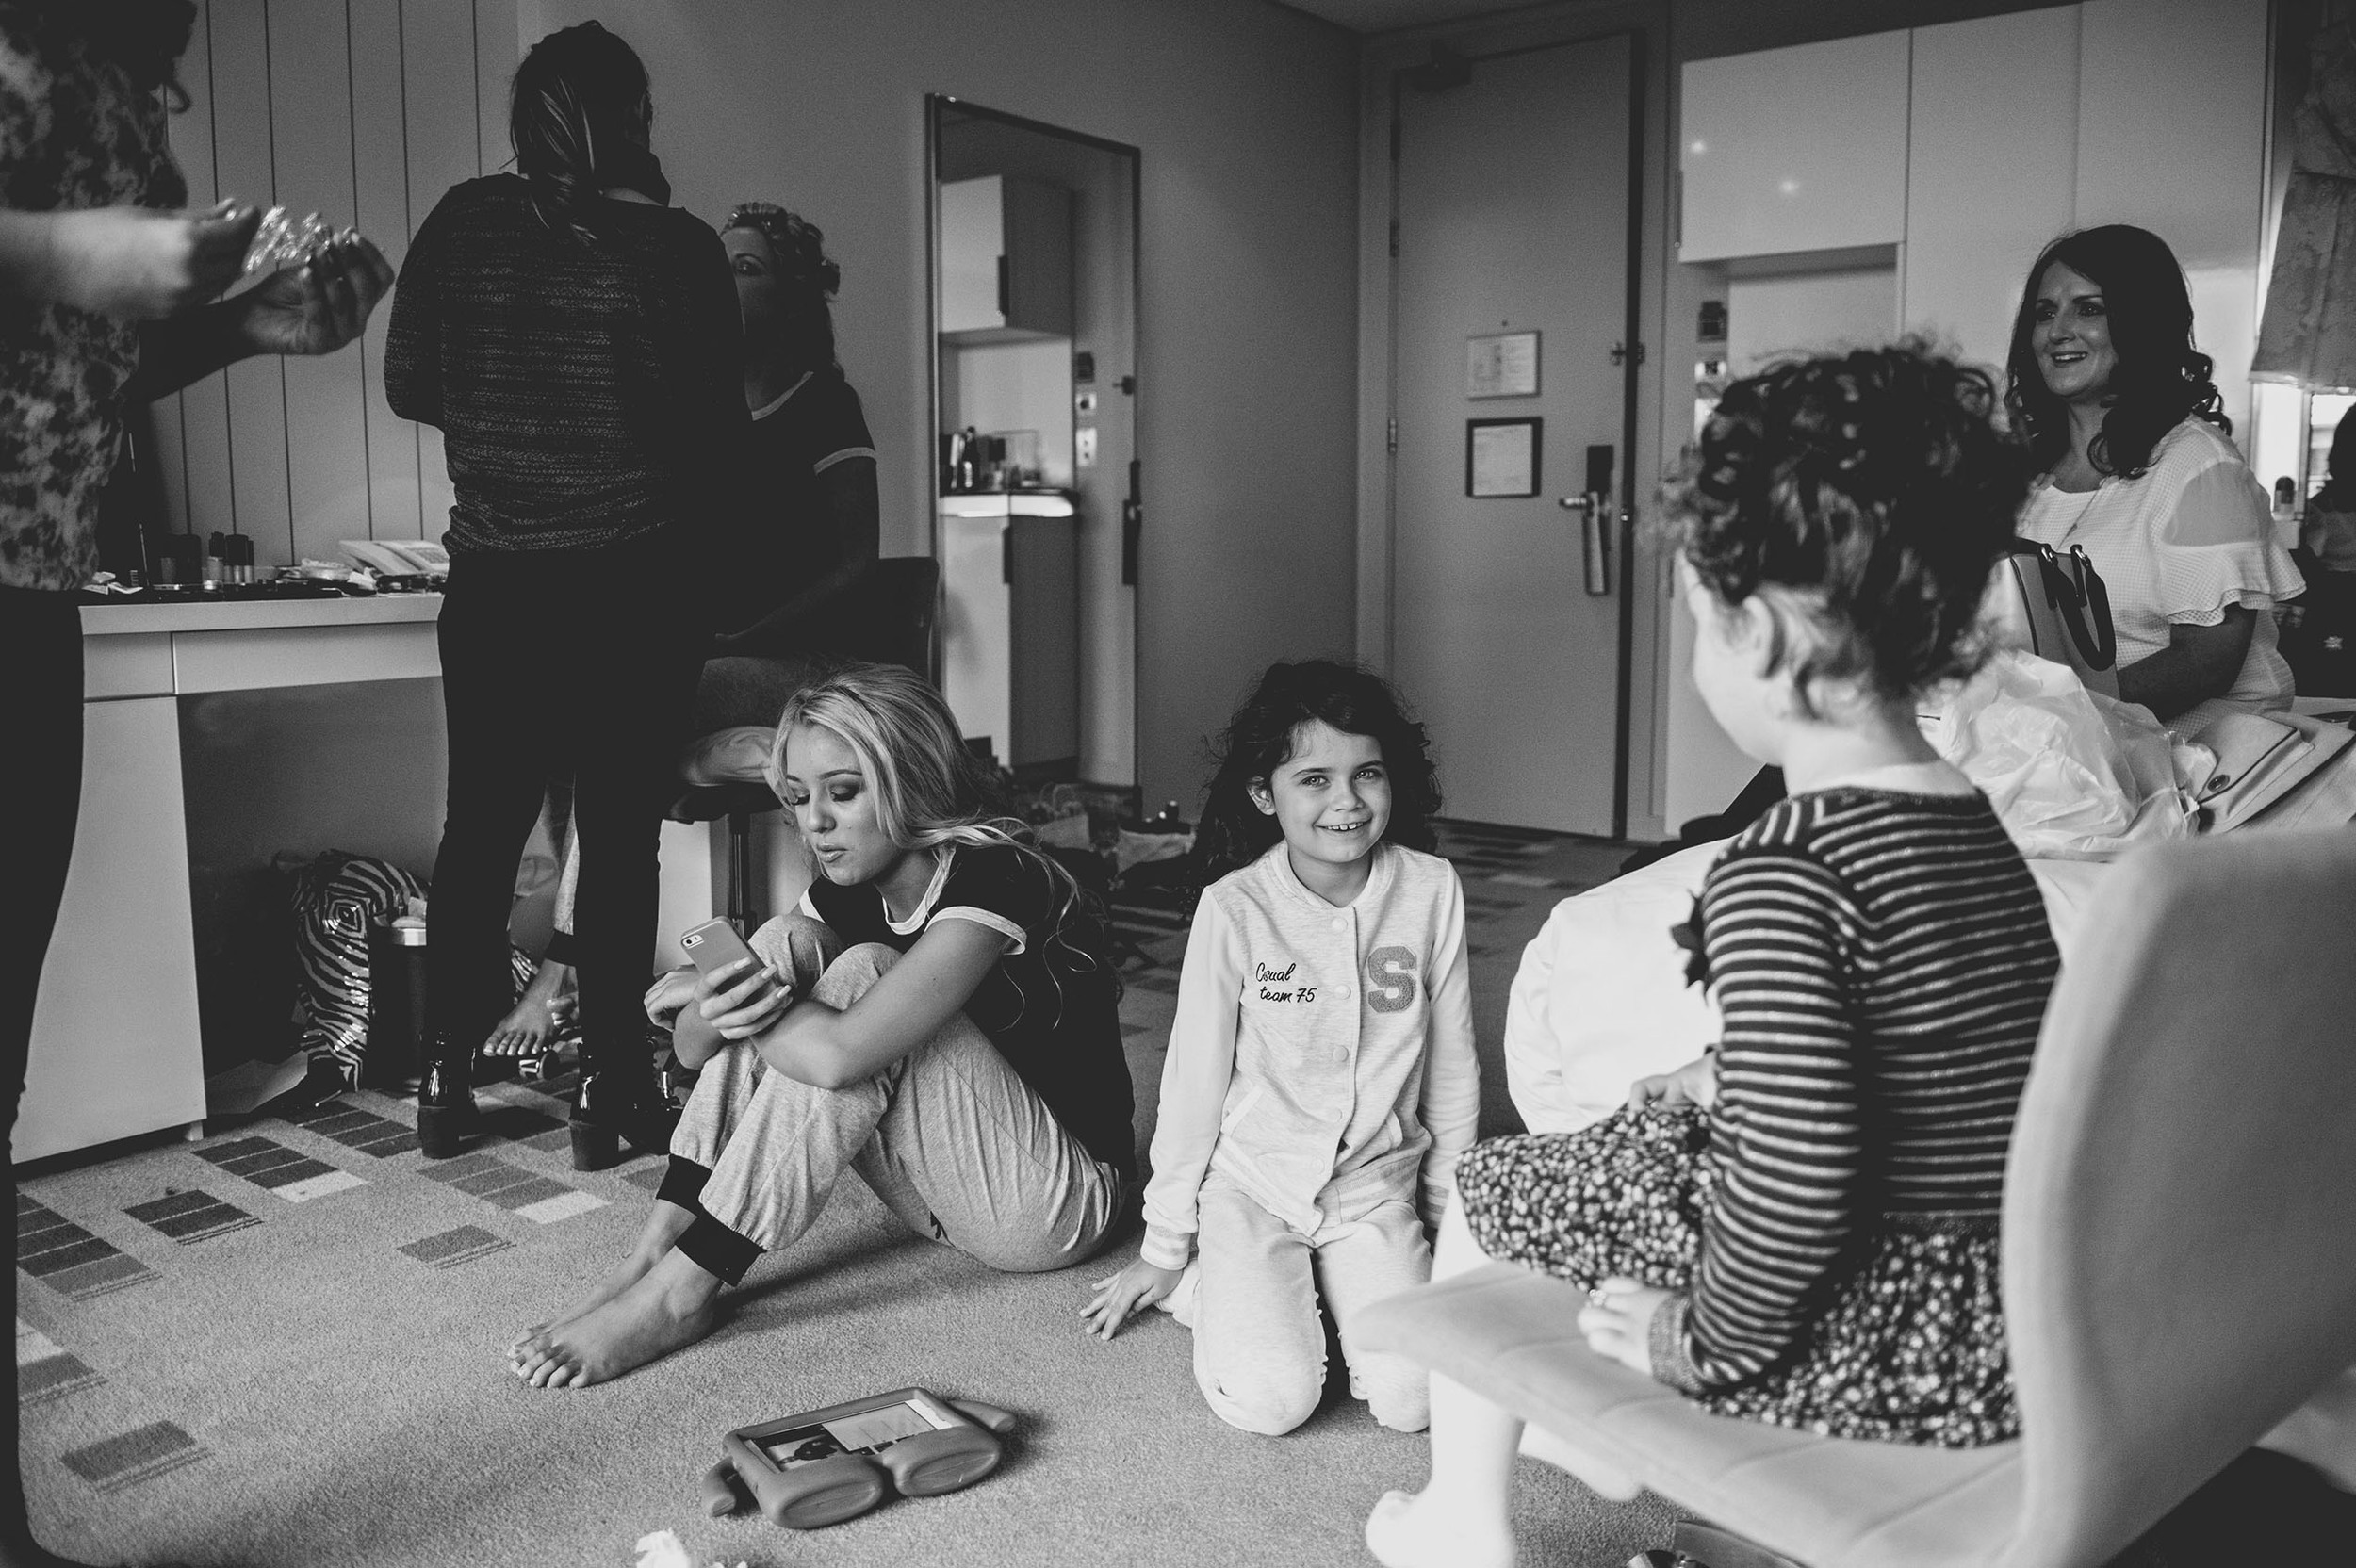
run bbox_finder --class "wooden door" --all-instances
[1390,35,1636,835]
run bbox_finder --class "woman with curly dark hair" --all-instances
[1082,659,1476,1439]
[2004,223,2303,726]
[1371,346,2060,1568]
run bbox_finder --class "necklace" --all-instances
[2037,482,2103,545]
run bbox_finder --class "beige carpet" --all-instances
[18,823,1681,1567]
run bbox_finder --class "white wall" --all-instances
[957,343,1078,489]
[523,0,1361,812]
[149,0,515,564]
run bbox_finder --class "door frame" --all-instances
[1377,28,1651,839]
[924,94,1144,792]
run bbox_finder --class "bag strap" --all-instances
[2004,538,2118,671]
[2064,545,2117,670]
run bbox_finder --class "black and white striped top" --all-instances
[1658,788,2060,1393]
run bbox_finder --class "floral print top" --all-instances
[0,6,186,591]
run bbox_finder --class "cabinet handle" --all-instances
[1002,523,1013,585]
[996,254,1009,318]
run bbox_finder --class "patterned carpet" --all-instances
[17,821,1677,1568]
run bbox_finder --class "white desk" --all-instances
[25,593,748,1163]
[19,596,443,1163]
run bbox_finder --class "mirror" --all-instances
[928,97,1139,801]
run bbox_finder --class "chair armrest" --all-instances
[1360,1265,1663,1499]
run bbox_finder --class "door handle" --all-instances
[1559,493,1614,596]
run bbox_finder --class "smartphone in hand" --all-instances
[679,917,762,983]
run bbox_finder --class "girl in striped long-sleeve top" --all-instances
[1371,345,2060,1568]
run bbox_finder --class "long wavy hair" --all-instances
[2003,224,2229,480]
[1191,659,1442,888]
[765,663,1099,970]
[725,203,841,374]
[510,22,655,246]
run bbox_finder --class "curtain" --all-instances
[2255,22,2356,392]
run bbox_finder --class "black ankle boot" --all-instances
[569,1071,678,1172]
[417,1034,475,1159]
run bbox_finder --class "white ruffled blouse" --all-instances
[2020,416,2306,730]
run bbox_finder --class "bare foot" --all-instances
[1366,1488,1517,1568]
[484,958,572,1056]
[509,1200,695,1355]
[508,1248,722,1388]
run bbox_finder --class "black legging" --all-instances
[2,585,85,1554]
[427,543,701,1082]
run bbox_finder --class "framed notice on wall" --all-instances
[1466,417,1541,498]
[1466,331,1540,398]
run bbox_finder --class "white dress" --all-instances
[2020,416,2307,733]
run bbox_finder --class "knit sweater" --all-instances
[1139,841,1478,1269]
[383,175,746,555]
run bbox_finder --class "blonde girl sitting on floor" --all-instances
[1368,345,2063,1567]
[1083,660,1477,1435]
[508,662,1137,1387]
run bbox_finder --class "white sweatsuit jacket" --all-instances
[1139,841,1479,1270]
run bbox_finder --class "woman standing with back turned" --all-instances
[385,22,746,1168]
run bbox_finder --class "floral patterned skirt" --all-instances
[1454,1110,2018,1447]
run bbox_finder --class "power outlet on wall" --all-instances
[1076,426,1098,467]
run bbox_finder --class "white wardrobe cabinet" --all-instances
[1677,30,1910,264]
[1902,5,2084,375]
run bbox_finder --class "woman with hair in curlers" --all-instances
[706,201,879,671]
[2005,223,2304,727]
[507,662,1137,1388]
[384,22,747,1169]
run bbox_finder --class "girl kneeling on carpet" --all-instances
[509,662,1137,1387]
[1368,345,2063,1568]
[1081,660,1478,1436]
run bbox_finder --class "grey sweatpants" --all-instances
[1191,1172,1433,1434]
[675,925,1128,1276]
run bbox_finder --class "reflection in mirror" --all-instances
[930,97,1138,802]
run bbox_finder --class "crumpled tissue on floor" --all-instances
[634,1528,745,1568]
